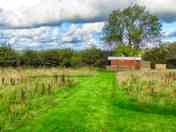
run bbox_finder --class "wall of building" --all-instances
[110,60,141,70]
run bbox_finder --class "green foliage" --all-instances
[70,52,83,67]
[0,46,19,66]
[142,42,176,68]
[166,42,176,68]
[0,47,111,68]
[81,48,109,67]
[104,5,161,48]
[21,50,43,66]
[142,45,169,66]
[113,44,142,57]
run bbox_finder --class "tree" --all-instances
[81,48,107,67]
[167,42,176,59]
[166,42,176,68]
[103,5,161,49]
[142,45,169,67]
[0,45,19,66]
[113,44,142,57]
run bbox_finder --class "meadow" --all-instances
[1,68,176,131]
[0,67,96,131]
[117,69,176,114]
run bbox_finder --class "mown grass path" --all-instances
[18,71,176,132]
[18,71,115,132]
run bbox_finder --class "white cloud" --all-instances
[0,26,62,50]
[0,0,132,28]
[0,22,105,50]
[137,0,176,14]
[0,0,176,28]
[137,0,176,22]
[1,0,176,50]
[62,22,104,47]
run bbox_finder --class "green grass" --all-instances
[16,71,176,132]
[1,69,176,131]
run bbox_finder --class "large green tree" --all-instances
[104,5,161,49]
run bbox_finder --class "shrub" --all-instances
[81,48,108,67]
[0,46,19,66]
[142,45,169,68]
[70,52,83,68]
[142,43,176,69]
[166,43,176,68]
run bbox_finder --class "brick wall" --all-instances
[111,60,141,70]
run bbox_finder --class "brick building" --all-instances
[108,57,142,71]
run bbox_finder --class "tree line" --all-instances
[0,47,111,68]
[0,43,176,68]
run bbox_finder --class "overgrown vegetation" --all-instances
[0,67,95,131]
[14,70,176,131]
[1,68,176,131]
[117,70,176,114]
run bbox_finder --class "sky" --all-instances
[0,0,176,50]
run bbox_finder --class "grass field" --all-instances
[1,68,176,131]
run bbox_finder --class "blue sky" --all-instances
[0,0,176,50]
[162,22,176,42]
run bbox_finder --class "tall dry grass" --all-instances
[117,70,176,111]
[0,67,95,131]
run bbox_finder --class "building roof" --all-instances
[108,57,142,61]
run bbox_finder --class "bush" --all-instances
[142,45,169,68]
[166,43,176,68]
[0,46,19,66]
[142,43,176,69]
[20,50,43,66]
[70,52,83,68]
[81,48,109,67]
